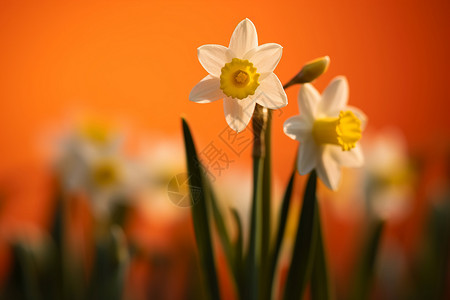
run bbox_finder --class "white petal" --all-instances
[283,115,312,141]
[244,43,282,75]
[298,83,320,121]
[297,138,317,175]
[254,73,287,109]
[318,76,349,117]
[346,106,368,130]
[223,96,256,132]
[189,75,223,103]
[328,144,364,167]
[316,146,342,190]
[197,45,232,77]
[229,18,258,58]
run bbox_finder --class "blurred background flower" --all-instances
[0,0,449,299]
[363,128,416,221]
[54,121,143,219]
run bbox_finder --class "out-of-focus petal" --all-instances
[297,138,317,175]
[329,144,364,167]
[189,75,223,103]
[317,147,342,190]
[283,115,312,141]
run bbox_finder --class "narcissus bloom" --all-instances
[364,129,414,220]
[56,122,142,217]
[189,18,287,132]
[283,76,367,190]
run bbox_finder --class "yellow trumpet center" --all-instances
[312,110,362,151]
[220,58,260,100]
[92,160,120,187]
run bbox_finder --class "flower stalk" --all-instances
[246,104,270,300]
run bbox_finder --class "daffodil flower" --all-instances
[189,18,288,132]
[283,76,367,190]
[364,129,413,220]
[56,123,142,217]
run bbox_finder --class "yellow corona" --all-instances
[92,160,120,187]
[312,111,362,151]
[220,58,260,100]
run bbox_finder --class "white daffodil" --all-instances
[189,18,287,132]
[283,76,367,190]
[364,129,414,220]
[56,122,142,218]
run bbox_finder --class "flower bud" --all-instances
[284,56,330,89]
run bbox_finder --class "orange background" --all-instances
[1,0,449,175]
[0,0,449,294]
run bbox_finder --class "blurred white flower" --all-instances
[55,122,141,218]
[136,138,189,220]
[363,129,414,220]
[324,128,415,221]
[190,18,287,132]
[283,76,367,190]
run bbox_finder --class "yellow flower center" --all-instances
[79,123,111,145]
[312,110,362,151]
[92,160,120,187]
[220,58,260,100]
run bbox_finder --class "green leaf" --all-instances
[264,167,296,300]
[50,190,64,254]
[6,242,40,300]
[206,179,239,291]
[311,204,333,300]
[231,208,244,293]
[283,171,318,300]
[349,218,384,300]
[409,198,450,299]
[182,118,221,300]
[49,190,65,299]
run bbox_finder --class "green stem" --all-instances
[260,110,273,300]
[261,109,272,270]
[246,104,269,300]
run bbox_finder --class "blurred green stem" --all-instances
[350,218,385,300]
